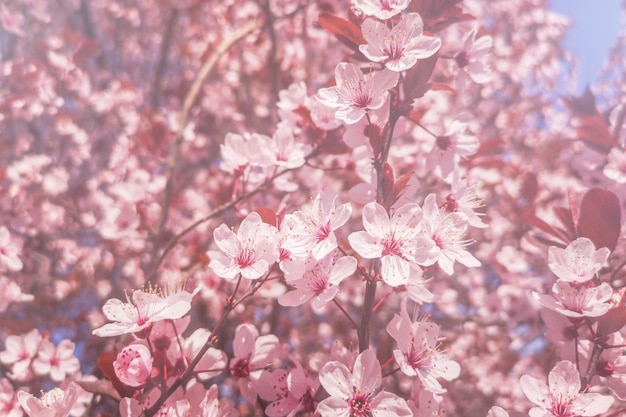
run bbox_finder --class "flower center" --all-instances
[231,358,251,378]
[348,392,372,417]
[455,51,469,68]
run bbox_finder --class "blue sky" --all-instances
[550,0,623,92]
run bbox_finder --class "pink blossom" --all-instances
[0,276,34,312]
[534,281,613,318]
[268,125,310,169]
[455,29,493,92]
[317,349,412,417]
[279,254,356,311]
[92,286,193,337]
[419,194,481,275]
[282,190,352,260]
[317,63,399,124]
[520,360,613,417]
[349,202,426,287]
[360,13,441,72]
[354,0,411,20]
[32,339,80,382]
[579,333,626,401]
[444,174,487,228]
[0,378,22,417]
[183,329,227,381]
[386,300,460,393]
[199,385,240,417]
[547,238,610,283]
[113,343,153,387]
[219,132,274,174]
[426,114,480,178]
[0,329,42,381]
[208,211,279,280]
[17,382,80,417]
[229,324,280,404]
[603,148,626,183]
[486,406,509,417]
[0,4,25,36]
[0,227,24,272]
[258,359,318,417]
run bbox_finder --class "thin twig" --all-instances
[154,18,265,257]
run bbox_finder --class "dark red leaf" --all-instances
[522,213,570,244]
[318,13,366,52]
[403,54,438,100]
[387,172,415,208]
[255,207,279,227]
[596,306,626,337]
[553,207,576,240]
[98,351,137,398]
[577,188,621,252]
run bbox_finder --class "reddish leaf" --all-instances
[568,190,582,228]
[387,173,416,208]
[255,207,279,227]
[518,172,538,206]
[596,306,626,337]
[381,162,395,207]
[522,213,569,245]
[430,81,456,93]
[564,88,614,153]
[577,188,621,252]
[98,351,137,399]
[563,87,597,117]
[318,13,366,52]
[553,207,576,240]
[403,54,438,100]
[76,379,121,402]
[575,114,613,153]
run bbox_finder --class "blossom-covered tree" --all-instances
[1,0,626,416]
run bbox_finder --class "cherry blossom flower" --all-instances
[534,281,613,318]
[310,96,342,130]
[455,28,493,92]
[0,226,24,272]
[183,328,227,381]
[317,349,412,417]
[578,333,626,401]
[0,276,34,312]
[92,286,193,337]
[426,114,480,178]
[487,406,509,417]
[443,174,487,228]
[229,324,280,404]
[603,147,626,183]
[354,0,411,20]
[419,194,481,275]
[317,63,399,124]
[386,300,460,393]
[113,343,153,387]
[0,329,42,381]
[282,190,352,260]
[268,125,310,169]
[0,378,22,417]
[520,360,614,417]
[209,211,279,280]
[17,382,80,417]
[220,132,274,175]
[199,385,240,417]
[349,202,427,287]
[32,339,80,382]
[360,13,441,72]
[258,359,318,417]
[278,254,356,311]
[547,237,610,283]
